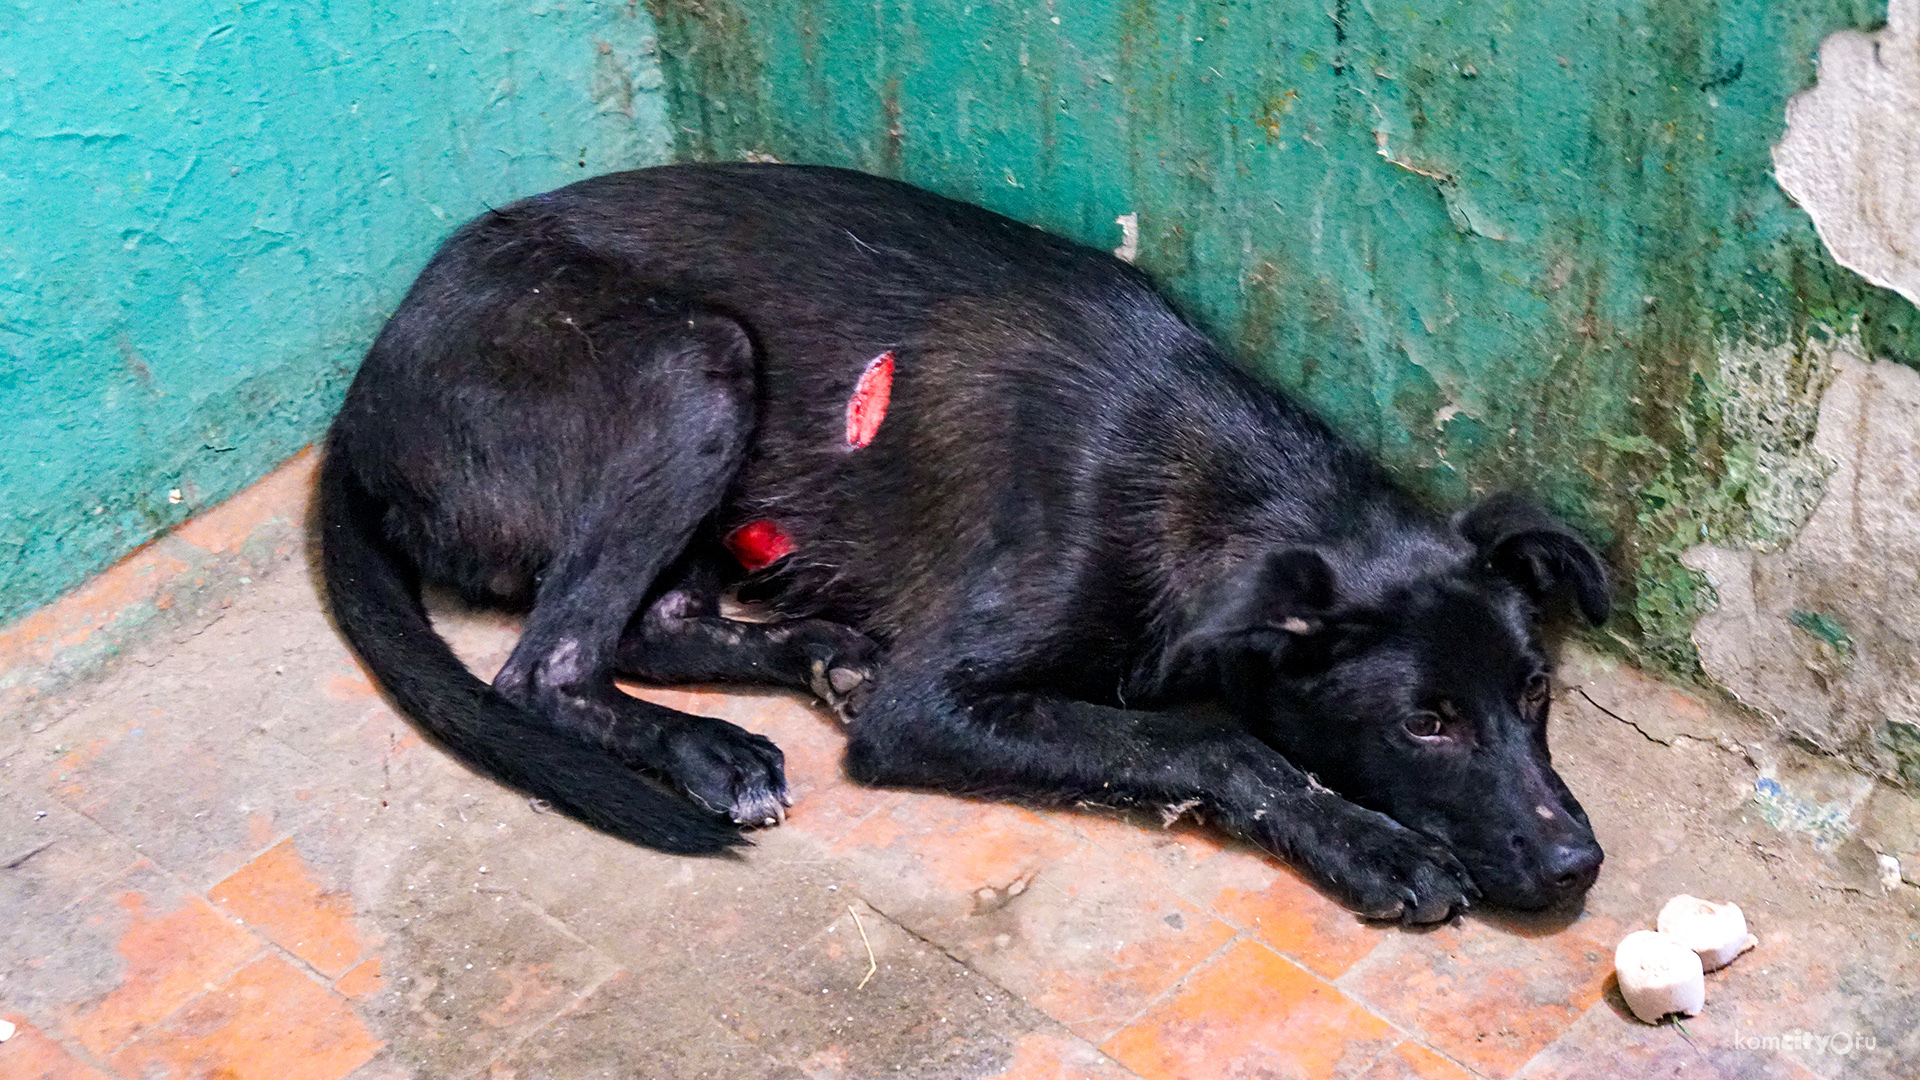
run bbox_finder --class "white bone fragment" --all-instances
[1656,894,1758,971]
[1615,930,1705,1024]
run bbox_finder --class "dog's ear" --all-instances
[1157,549,1348,693]
[1456,493,1610,625]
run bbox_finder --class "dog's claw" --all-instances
[1284,803,1478,926]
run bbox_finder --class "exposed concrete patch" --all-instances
[1708,338,1839,545]
[1774,0,1920,308]
[1625,330,1844,677]
[1683,354,1920,784]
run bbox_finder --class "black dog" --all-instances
[319,163,1608,923]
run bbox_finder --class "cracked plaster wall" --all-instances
[0,1,673,623]
[1681,1,1920,785]
[1684,353,1920,785]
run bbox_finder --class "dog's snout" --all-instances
[1541,840,1603,897]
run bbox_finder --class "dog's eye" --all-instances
[1403,711,1446,739]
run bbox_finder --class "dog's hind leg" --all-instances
[612,545,880,718]
[488,323,791,827]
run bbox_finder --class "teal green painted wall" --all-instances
[649,0,1918,674]
[0,1,673,623]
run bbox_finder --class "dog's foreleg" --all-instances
[844,667,1477,923]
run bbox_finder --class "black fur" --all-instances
[320,163,1608,923]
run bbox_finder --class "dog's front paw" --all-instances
[660,716,790,828]
[1281,802,1479,925]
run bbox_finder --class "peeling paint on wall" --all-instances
[1683,354,1920,783]
[0,1,675,623]
[1775,0,1920,308]
[1671,0,1920,783]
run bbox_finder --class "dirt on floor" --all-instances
[1,458,1917,1080]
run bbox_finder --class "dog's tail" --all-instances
[316,444,744,855]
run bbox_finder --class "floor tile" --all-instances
[935,842,1239,1043]
[479,795,858,986]
[211,838,369,978]
[347,845,621,1078]
[1513,996,1824,1080]
[107,954,380,1080]
[1103,938,1397,1080]
[834,793,1084,929]
[50,862,265,1058]
[0,785,146,997]
[983,1030,1141,1079]
[1180,842,1387,979]
[41,702,344,891]
[491,970,804,1080]
[1335,914,1619,1079]
[721,902,1070,1080]
[1356,1041,1482,1080]
[0,1016,114,1080]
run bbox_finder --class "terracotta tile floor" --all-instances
[2,452,1916,1079]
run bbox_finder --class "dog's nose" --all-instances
[1542,841,1603,896]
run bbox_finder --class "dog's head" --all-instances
[1164,494,1609,912]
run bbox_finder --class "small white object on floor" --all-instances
[1656,894,1758,971]
[1877,852,1904,892]
[0,1017,15,1041]
[1615,929,1706,1024]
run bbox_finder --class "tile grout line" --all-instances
[1098,929,1476,1080]
[831,888,1144,1078]
[6,780,146,926]
[85,930,273,1067]
[1050,809,1405,986]
[1089,929,1249,1051]
[502,883,630,966]
[462,957,626,1080]
[6,770,275,1072]
[1506,995,1613,1080]
[109,851,395,1064]
[10,1010,135,1080]
[63,804,383,1069]
[1333,959,1500,1080]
